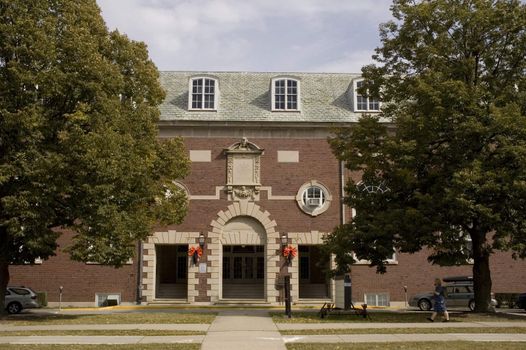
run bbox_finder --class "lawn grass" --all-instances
[0,312,216,326]
[0,330,205,336]
[0,345,199,350]
[280,327,526,335]
[272,311,526,323]
[286,342,526,350]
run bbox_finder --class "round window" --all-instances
[296,181,332,216]
[302,186,325,208]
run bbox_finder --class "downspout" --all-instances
[332,160,347,303]
[340,160,346,225]
[136,240,143,304]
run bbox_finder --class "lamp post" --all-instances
[280,233,292,318]
[281,233,288,247]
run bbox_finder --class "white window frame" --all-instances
[353,79,380,112]
[271,77,300,111]
[364,292,390,307]
[188,77,219,111]
[302,186,325,207]
[463,234,474,265]
[296,180,332,217]
[353,251,397,265]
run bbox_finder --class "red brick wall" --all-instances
[350,249,526,302]
[9,232,138,303]
[10,135,526,304]
[164,137,342,234]
[175,136,526,301]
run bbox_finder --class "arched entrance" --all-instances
[221,217,266,299]
[208,202,279,303]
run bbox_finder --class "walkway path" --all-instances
[283,333,526,344]
[201,309,286,350]
[0,323,209,332]
[1,310,526,346]
[277,321,526,330]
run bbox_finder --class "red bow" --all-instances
[188,246,203,257]
[283,245,297,258]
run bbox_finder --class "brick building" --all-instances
[11,71,526,307]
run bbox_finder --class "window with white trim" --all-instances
[353,79,380,112]
[189,77,218,110]
[296,180,332,217]
[302,186,325,208]
[272,78,300,111]
[462,234,474,264]
[353,250,397,265]
[365,292,390,306]
[351,184,396,264]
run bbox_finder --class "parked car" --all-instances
[516,293,526,310]
[4,286,41,314]
[409,276,497,311]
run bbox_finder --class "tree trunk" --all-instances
[471,231,492,313]
[0,260,9,316]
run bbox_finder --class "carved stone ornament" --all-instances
[234,186,255,199]
[224,138,264,201]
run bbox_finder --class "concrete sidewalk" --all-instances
[3,321,524,332]
[277,321,526,330]
[1,310,526,346]
[0,323,209,332]
[283,333,526,343]
[0,335,204,344]
[201,309,286,350]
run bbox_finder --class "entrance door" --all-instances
[222,245,264,299]
[155,245,188,299]
[298,245,330,299]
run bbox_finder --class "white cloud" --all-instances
[309,50,378,73]
[96,0,392,72]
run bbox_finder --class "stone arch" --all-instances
[221,216,267,245]
[288,231,335,303]
[141,230,200,303]
[207,202,280,303]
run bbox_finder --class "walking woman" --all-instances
[427,278,450,322]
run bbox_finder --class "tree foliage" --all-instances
[0,0,189,312]
[325,0,526,312]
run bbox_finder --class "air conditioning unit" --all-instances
[307,198,321,206]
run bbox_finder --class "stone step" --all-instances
[299,283,329,299]
[223,284,264,299]
[156,283,187,299]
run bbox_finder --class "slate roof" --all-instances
[159,71,365,123]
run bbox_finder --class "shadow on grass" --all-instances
[1,311,217,325]
[1,313,81,323]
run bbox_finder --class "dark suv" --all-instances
[4,286,41,314]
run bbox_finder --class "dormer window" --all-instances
[353,79,380,112]
[189,77,218,110]
[271,78,300,111]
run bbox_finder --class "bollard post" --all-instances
[344,274,352,310]
[284,275,291,318]
[58,286,63,312]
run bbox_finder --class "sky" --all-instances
[96,0,394,73]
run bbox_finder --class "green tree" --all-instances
[326,0,526,312]
[0,0,189,314]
